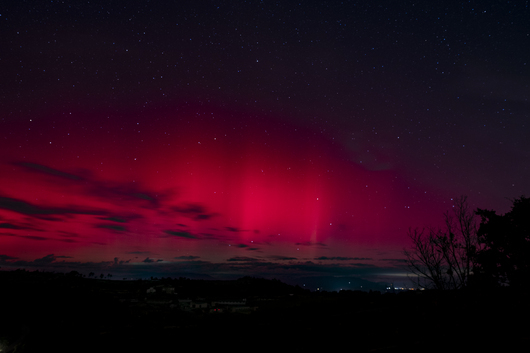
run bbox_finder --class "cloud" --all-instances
[174,255,200,260]
[269,255,298,261]
[0,254,19,262]
[164,230,197,239]
[172,203,206,214]
[34,254,58,264]
[0,254,130,274]
[171,203,215,221]
[0,196,106,219]
[115,257,130,265]
[0,254,406,289]
[58,231,80,238]
[315,256,373,261]
[21,235,48,241]
[195,214,212,220]
[0,222,45,233]
[295,241,327,247]
[0,223,27,229]
[226,256,261,262]
[15,162,82,180]
[95,224,127,232]
[350,263,377,268]
[380,258,408,263]
[58,238,78,243]
[99,217,129,223]
[14,161,175,210]
[87,180,172,209]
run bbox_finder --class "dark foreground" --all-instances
[1,270,528,352]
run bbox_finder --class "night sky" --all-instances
[1,1,528,289]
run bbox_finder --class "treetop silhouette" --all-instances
[475,196,530,289]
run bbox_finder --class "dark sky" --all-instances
[1,0,528,289]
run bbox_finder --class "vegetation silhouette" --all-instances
[475,196,530,289]
[404,196,481,290]
[404,195,529,291]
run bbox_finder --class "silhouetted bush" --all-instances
[475,196,530,289]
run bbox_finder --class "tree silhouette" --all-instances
[404,196,481,290]
[475,196,530,289]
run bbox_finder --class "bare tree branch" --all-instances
[403,196,481,290]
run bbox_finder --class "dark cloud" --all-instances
[195,214,213,220]
[100,217,128,223]
[58,231,80,238]
[15,162,82,181]
[226,256,261,262]
[0,254,18,262]
[21,235,48,241]
[174,255,200,260]
[14,161,174,210]
[95,224,127,232]
[127,251,151,255]
[73,168,174,208]
[380,258,408,263]
[87,180,171,209]
[269,255,298,261]
[58,238,78,243]
[34,254,57,264]
[226,227,240,232]
[0,254,131,274]
[0,196,106,219]
[315,256,373,261]
[171,203,215,221]
[107,257,129,266]
[351,263,377,268]
[295,241,327,247]
[172,203,205,214]
[200,233,217,238]
[164,230,197,239]
[235,244,248,248]
[0,254,405,288]
[0,222,44,232]
[132,193,154,201]
[0,223,26,229]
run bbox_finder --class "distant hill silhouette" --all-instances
[0,269,528,352]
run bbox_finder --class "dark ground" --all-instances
[1,270,528,352]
